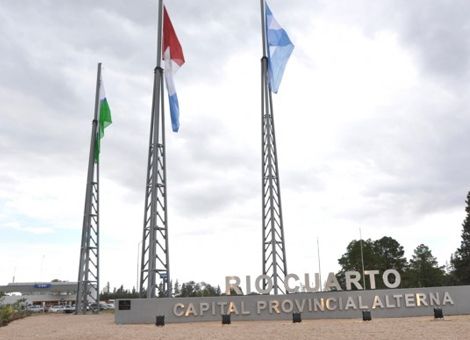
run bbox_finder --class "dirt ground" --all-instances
[1,312,470,340]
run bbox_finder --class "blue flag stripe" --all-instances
[168,93,180,132]
[265,1,294,93]
[267,29,292,47]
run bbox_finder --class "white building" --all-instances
[0,282,77,306]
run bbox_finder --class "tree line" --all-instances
[100,281,223,301]
[337,237,449,289]
[337,191,470,289]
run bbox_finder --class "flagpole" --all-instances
[140,0,171,298]
[156,0,163,67]
[260,0,288,295]
[260,0,267,57]
[359,227,366,290]
[317,237,322,292]
[76,62,101,314]
[148,0,164,298]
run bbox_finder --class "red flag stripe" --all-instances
[163,7,185,66]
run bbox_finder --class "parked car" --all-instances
[48,305,65,313]
[99,302,115,310]
[63,305,75,313]
[89,303,101,312]
[27,305,45,313]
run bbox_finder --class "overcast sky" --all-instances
[1,0,470,291]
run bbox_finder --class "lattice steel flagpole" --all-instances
[260,0,288,295]
[140,0,171,298]
[76,63,102,314]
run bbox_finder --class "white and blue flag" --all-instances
[265,2,294,93]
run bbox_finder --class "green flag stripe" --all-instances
[94,98,112,162]
[99,98,112,132]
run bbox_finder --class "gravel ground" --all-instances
[1,313,470,340]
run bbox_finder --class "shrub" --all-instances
[0,303,31,327]
[0,305,14,326]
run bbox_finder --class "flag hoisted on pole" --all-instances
[260,0,293,295]
[163,6,185,132]
[94,78,112,161]
[264,2,294,93]
[140,0,184,298]
[76,63,112,314]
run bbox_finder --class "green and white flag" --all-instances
[94,76,112,162]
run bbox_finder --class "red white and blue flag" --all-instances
[163,6,185,132]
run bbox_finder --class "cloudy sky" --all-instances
[1,0,470,292]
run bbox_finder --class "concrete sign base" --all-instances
[115,285,470,324]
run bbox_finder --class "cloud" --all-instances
[332,77,470,225]
[391,0,470,85]
[310,0,470,86]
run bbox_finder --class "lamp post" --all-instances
[137,241,142,291]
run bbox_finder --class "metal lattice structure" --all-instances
[76,63,101,313]
[140,0,170,298]
[260,0,288,295]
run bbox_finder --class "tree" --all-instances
[180,281,198,297]
[173,280,181,297]
[373,236,407,272]
[178,281,221,297]
[338,239,377,271]
[337,236,407,289]
[404,244,446,288]
[338,238,378,289]
[451,191,470,284]
[157,283,166,297]
[199,282,220,297]
[443,259,459,286]
[105,282,111,294]
[100,285,139,301]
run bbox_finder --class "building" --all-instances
[0,282,77,306]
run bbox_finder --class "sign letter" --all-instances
[225,276,243,295]
[383,269,401,289]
